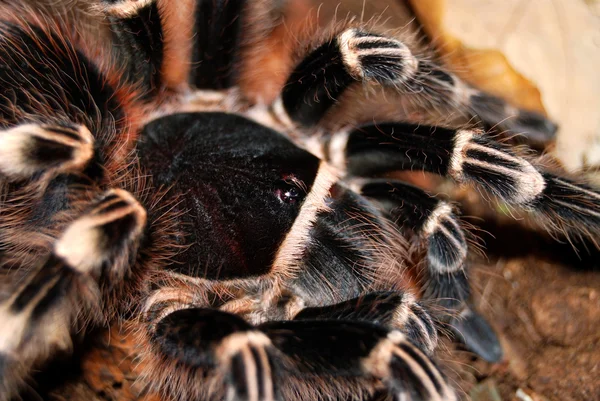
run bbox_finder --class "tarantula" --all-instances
[0,1,598,400]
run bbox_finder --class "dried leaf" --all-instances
[407,0,546,113]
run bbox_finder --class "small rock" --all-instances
[515,388,533,401]
[516,388,550,401]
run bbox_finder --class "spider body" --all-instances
[0,1,599,401]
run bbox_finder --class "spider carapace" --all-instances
[0,1,598,401]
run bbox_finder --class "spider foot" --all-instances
[448,306,503,363]
[469,92,558,147]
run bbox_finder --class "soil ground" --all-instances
[443,220,600,401]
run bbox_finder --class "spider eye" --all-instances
[275,180,305,205]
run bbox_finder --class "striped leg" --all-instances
[0,123,94,182]
[357,180,502,362]
[316,123,600,242]
[0,189,146,401]
[261,320,456,401]
[359,181,469,308]
[147,307,455,401]
[0,121,97,281]
[277,28,556,143]
[150,308,281,401]
[293,291,438,355]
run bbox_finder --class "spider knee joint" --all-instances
[218,332,277,401]
[338,29,418,83]
[0,124,94,181]
[423,203,468,274]
[55,189,146,277]
[399,302,439,355]
[450,130,546,204]
[364,332,455,401]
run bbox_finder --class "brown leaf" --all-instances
[406,0,546,113]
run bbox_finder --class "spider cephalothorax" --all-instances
[0,1,598,401]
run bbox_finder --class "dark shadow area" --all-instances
[470,218,600,271]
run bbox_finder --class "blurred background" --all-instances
[443,0,600,174]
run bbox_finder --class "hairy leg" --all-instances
[275,28,556,144]
[308,123,600,243]
[352,181,502,361]
[143,305,454,401]
[0,189,146,401]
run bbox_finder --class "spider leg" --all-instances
[99,0,164,95]
[148,307,281,401]
[147,307,455,401]
[0,18,131,140]
[293,291,438,356]
[277,28,556,144]
[100,0,283,93]
[358,180,469,307]
[313,123,600,242]
[0,123,94,182]
[0,189,146,401]
[260,319,456,401]
[355,180,502,362]
[468,92,557,146]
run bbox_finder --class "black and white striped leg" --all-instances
[321,123,600,241]
[356,181,502,362]
[0,189,146,401]
[260,320,456,401]
[0,123,94,182]
[150,308,281,401]
[278,28,556,144]
[358,180,469,308]
[293,291,438,355]
[149,306,454,401]
[280,29,415,126]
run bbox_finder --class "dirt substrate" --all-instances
[446,254,600,401]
